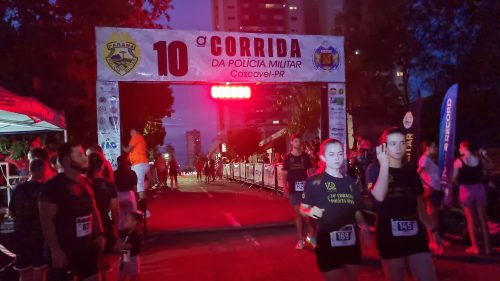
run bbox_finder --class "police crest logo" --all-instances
[103,32,141,76]
[313,43,340,71]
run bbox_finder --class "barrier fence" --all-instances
[223,163,284,193]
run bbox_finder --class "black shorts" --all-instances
[13,238,47,271]
[48,245,98,280]
[314,232,361,272]
[376,218,429,259]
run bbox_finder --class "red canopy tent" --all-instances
[0,86,66,135]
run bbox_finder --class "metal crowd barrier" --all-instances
[223,163,284,193]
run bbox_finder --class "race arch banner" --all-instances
[96,27,345,83]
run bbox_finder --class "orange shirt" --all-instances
[129,134,147,165]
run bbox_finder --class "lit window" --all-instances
[354,49,360,55]
[289,6,297,10]
[265,3,275,9]
[396,71,404,77]
[273,120,280,124]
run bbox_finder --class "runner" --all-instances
[300,139,370,281]
[367,127,441,281]
[114,155,138,237]
[195,157,203,181]
[154,154,168,189]
[168,155,179,190]
[452,140,491,255]
[86,143,114,182]
[122,128,150,219]
[282,134,315,249]
[9,159,48,281]
[418,141,445,253]
[39,142,104,281]
[87,153,119,281]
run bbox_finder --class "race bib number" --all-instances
[76,215,92,238]
[294,181,305,192]
[391,219,418,237]
[330,224,356,247]
[121,250,131,262]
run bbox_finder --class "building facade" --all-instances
[185,130,202,168]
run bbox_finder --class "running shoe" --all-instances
[306,236,317,248]
[295,239,305,250]
[465,246,479,255]
[145,210,152,218]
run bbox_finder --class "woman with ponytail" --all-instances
[300,139,370,281]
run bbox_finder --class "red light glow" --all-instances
[211,86,251,99]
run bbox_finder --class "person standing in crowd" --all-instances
[118,211,144,281]
[122,128,150,219]
[195,157,204,181]
[273,152,283,165]
[367,127,440,281]
[86,144,114,182]
[209,156,216,182]
[28,147,57,179]
[154,154,168,188]
[168,155,179,190]
[418,141,445,253]
[452,140,491,255]
[203,162,211,184]
[114,155,138,237]
[39,142,104,281]
[282,134,315,249]
[87,153,119,281]
[9,159,48,281]
[300,139,371,281]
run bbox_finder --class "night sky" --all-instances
[165,0,217,168]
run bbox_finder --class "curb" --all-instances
[146,221,295,238]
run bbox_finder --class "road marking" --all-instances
[224,212,260,247]
[199,186,214,198]
[224,212,241,227]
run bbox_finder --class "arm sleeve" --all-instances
[40,181,58,204]
[413,169,424,195]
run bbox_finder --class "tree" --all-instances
[274,85,321,136]
[0,0,174,143]
[225,127,262,159]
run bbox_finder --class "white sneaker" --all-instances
[145,210,151,218]
[295,240,305,250]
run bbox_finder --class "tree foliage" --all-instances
[226,127,262,159]
[0,0,174,144]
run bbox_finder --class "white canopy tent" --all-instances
[0,86,66,135]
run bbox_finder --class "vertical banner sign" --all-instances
[328,83,347,154]
[438,84,458,206]
[401,99,423,165]
[96,81,121,169]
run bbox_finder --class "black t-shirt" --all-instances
[303,173,361,234]
[114,170,138,192]
[366,164,424,220]
[282,152,313,193]
[91,178,118,228]
[40,173,97,251]
[9,181,44,240]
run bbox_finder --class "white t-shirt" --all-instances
[418,155,441,191]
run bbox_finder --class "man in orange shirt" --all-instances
[122,128,150,218]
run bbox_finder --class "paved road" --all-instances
[134,175,500,281]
